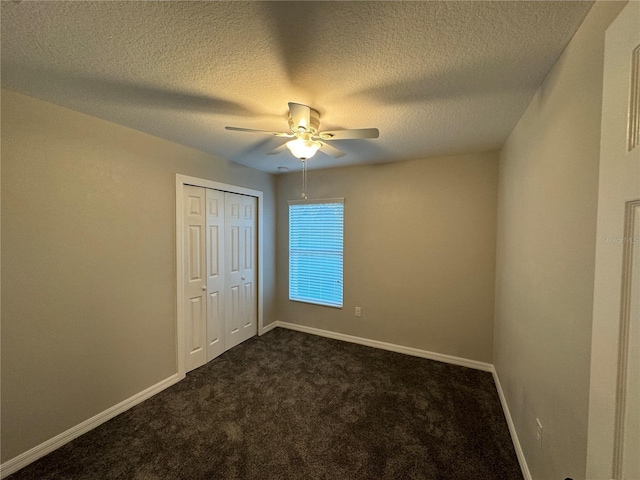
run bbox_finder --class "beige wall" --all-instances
[494,2,627,479]
[276,153,499,363]
[0,89,276,462]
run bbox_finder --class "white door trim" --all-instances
[176,174,264,378]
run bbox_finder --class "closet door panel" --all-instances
[225,192,257,349]
[240,196,257,338]
[225,193,244,349]
[205,189,225,361]
[184,186,207,372]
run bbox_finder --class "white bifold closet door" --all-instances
[223,191,258,351]
[184,186,257,373]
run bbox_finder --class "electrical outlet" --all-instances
[355,306,362,317]
[536,418,543,449]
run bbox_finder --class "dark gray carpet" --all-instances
[7,328,522,479]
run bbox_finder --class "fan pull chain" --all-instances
[301,159,308,200]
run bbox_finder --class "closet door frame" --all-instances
[175,174,264,378]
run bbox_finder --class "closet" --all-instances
[183,186,257,372]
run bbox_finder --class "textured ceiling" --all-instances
[1,1,593,173]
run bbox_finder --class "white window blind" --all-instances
[289,199,344,308]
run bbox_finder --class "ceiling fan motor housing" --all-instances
[288,105,320,134]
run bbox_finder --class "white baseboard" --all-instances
[260,321,278,335]
[0,373,183,479]
[274,321,493,372]
[492,367,532,480]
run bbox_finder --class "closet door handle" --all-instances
[241,276,246,280]
[201,286,207,291]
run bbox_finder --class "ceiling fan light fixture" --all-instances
[286,139,321,160]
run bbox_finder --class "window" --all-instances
[289,199,344,308]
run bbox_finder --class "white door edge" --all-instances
[587,2,640,478]
[175,174,264,378]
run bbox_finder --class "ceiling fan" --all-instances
[225,102,379,161]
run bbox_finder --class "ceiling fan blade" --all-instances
[316,128,380,140]
[266,143,289,156]
[319,142,345,158]
[288,102,312,131]
[225,126,292,137]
